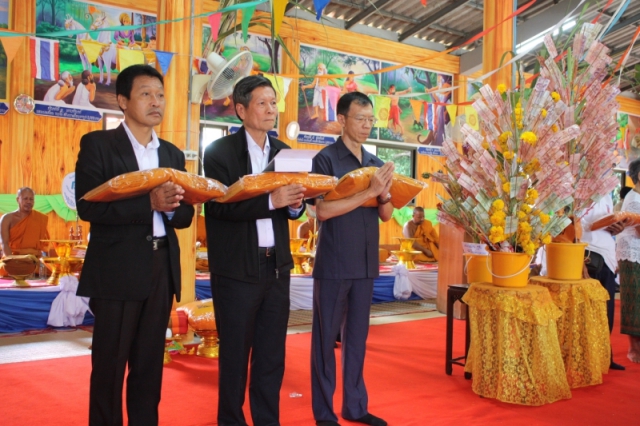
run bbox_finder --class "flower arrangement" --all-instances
[426,22,620,255]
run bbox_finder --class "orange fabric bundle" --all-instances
[323,167,426,209]
[590,212,640,231]
[82,168,227,204]
[216,172,338,204]
[177,299,216,331]
[168,310,189,335]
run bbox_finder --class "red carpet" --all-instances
[1,301,638,425]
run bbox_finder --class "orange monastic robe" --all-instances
[414,220,439,262]
[8,211,50,255]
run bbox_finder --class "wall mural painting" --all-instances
[0,0,10,101]
[379,63,452,146]
[616,113,640,172]
[199,27,282,124]
[34,0,157,111]
[298,44,380,142]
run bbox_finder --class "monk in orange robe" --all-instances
[402,206,439,262]
[0,188,50,276]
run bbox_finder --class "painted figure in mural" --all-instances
[114,13,137,48]
[65,14,92,72]
[386,84,412,136]
[342,70,377,95]
[301,63,341,120]
[416,73,452,145]
[89,10,118,86]
[143,36,157,68]
[72,70,97,109]
[43,71,75,104]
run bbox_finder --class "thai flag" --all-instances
[30,37,59,81]
[424,103,436,131]
[323,85,341,122]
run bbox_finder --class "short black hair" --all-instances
[620,186,632,200]
[232,75,275,121]
[629,158,640,185]
[337,91,372,117]
[116,64,163,102]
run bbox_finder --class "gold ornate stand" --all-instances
[196,330,219,358]
[392,237,420,269]
[290,238,313,274]
[40,240,85,285]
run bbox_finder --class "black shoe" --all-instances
[317,421,341,426]
[348,413,387,426]
[610,361,626,370]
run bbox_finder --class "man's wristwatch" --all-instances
[377,193,392,205]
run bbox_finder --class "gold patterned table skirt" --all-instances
[529,276,610,388]
[462,283,571,406]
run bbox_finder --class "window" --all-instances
[376,146,414,178]
[199,124,227,174]
[104,113,124,130]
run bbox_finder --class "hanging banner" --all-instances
[153,50,174,75]
[30,37,59,81]
[373,95,391,128]
[465,106,479,130]
[117,49,145,71]
[446,105,457,126]
[0,35,23,65]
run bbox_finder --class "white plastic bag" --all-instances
[393,263,412,300]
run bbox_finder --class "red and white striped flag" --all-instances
[30,37,59,81]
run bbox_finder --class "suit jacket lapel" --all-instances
[235,128,252,175]
[158,141,171,168]
[114,124,140,172]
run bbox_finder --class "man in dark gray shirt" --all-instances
[311,91,394,426]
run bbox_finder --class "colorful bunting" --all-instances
[0,36,24,66]
[118,49,145,72]
[80,39,106,64]
[372,95,391,128]
[241,6,256,43]
[465,106,479,130]
[153,50,175,75]
[272,0,288,37]
[208,13,222,42]
[446,105,457,126]
[409,100,423,125]
[313,0,331,20]
[29,37,58,81]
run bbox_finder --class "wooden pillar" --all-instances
[156,0,202,307]
[3,0,36,193]
[278,36,300,148]
[482,0,514,88]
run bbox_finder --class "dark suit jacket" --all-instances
[74,124,194,302]
[203,128,304,283]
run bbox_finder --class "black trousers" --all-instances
[211,252,290,426]
[587,261,617,334]
[88,246,173,426]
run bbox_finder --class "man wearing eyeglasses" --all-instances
[309,91,394,426]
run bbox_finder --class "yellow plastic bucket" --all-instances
[546,242,588,280]
[464,254,492,283]
[488,252,532,288]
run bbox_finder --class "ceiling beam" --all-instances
[345,0,394,30]
[398,0,470,42]
[285,2,296,13]
[606,13,640,35]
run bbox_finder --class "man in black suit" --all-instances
[204,75,305,426]
[75,64,194,426]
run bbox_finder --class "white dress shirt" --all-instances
[581,194,617,274]
[246,131,277,247]
[122,121,168,237]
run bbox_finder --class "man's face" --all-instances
[338,102,374,144]
[413,210,424,224]
[17,191,35,214]
[236,86,277,134]
[118,75,165,128]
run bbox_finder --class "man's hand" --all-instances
[606,218,629,236]
[369,162,394,197]
[150,181,185,212]
[272,184,305,209]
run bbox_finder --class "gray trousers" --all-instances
[311,278,374,422]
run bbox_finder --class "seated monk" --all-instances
[0,188,50,276]
[402,206,439,262]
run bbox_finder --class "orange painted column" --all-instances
[482,0,514,89]
[156,0,203,306]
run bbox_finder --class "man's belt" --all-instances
[153,237,168,250]
[259,247,275,257]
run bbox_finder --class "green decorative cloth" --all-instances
[0,194,77,222]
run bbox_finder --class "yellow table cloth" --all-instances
[462,283,571,406]
[529,276,610,388]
